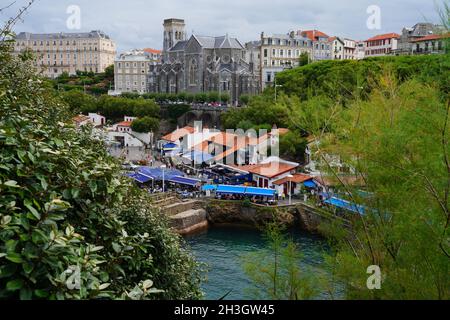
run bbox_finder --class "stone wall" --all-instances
[205,199,350,235]
[169,209,208,235]
[205,200,296,228]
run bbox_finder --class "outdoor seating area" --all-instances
[201,184,278,205]
[123,158,368,213]
[125,166,202,195]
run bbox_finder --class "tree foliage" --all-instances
[241,223,318,300]
[131,117,160,133]
[318,78,450,299]
[276,55,449,102]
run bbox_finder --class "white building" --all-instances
[88,113,106,126]
[329,37,345,60]
[343,39,357,60]
[106,116,154,148]
[355,41,366,60]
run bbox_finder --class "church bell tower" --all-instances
[163,18,186,53]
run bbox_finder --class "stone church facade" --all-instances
[149,19,260,105]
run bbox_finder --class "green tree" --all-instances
[279,130,307,161]
[298,52,309,67]
[132,99,160,118]
[318,77,450,299]
[131,116,160,133]
[61,90,97,114]
[220,93,230,104]
[104,64,114,79]
[241,223,317,300]
[239,94,250,106]
[207,91,220,103]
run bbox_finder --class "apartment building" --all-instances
[329,37,344,60]
[299,30,331,61]
[13,30,116,78]
[343,38,357,60]
[410,34,448,55]
[260,31,313,89]
[364,33,400,57]
[114,49,161,94]
[396,22,444,55]
[355,41,365,60]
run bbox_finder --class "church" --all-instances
[148,19,261,105]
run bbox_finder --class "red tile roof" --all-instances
[210,132,239,147]
[233,162,298,179]
[301,30,329,41]
[161,126,195,142]
[365,33,400,42]
[73,115,90,123]
[273,174,314,186]
[117,121,132,127]
[143,48,162,54]
[411,33,449,42]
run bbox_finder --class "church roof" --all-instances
[169,40,188,51]
[191,34,244,49]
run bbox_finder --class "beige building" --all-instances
[13,30,116,78]
[260,31,313,89]
[300,30,332,61]
[113,49,161,94]
[364,33,400,57]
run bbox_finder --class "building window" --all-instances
[189,59,197,85]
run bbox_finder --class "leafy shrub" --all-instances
[0,38,202,300]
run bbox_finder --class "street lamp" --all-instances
[161,164,167,194]
[287,174,294,205]
[274,77,283,102]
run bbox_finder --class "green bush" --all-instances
[276,55,450,101]
[0,40,202,300]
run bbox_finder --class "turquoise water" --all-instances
[184,226,330,300]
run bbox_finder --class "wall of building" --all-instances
[14,31,116,78]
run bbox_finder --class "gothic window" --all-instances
[189,59,197,85]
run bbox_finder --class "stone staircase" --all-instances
[150,196,208,235]
[169,209,208,235]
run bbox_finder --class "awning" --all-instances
[138,167,184,181]
[303,180,317,188]
[216,185,246,195]
[183,151,214,163]
[125,173,152,184]
[202,185,218,191]
[168,176,201,187]
[245,187,276,198]
[215,185,276,197]
[163,143,179,150]
[324,197,366,215]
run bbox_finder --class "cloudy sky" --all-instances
[1,0,441,52]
